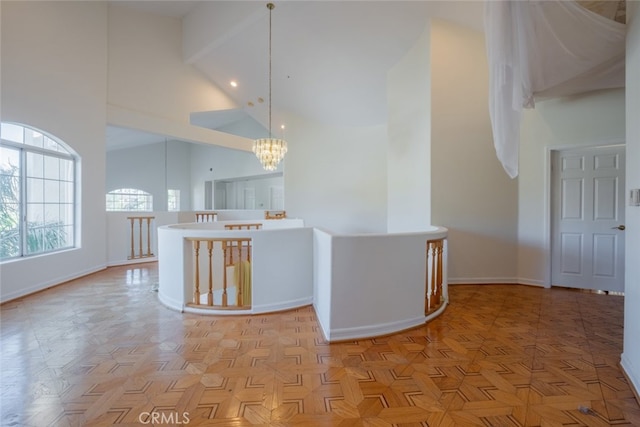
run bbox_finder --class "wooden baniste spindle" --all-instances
[426,239,444,314]
[186,237,252,310]
[195,211,218,223]
[127,216,155,260]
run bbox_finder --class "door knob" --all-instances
[611,225,626,230]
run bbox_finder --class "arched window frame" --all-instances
[0,122,77,261]
[106,188,153,212]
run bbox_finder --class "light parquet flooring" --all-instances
[1,263,639,426]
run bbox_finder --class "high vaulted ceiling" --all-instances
[108,1,485,148]
[108,0,625,149]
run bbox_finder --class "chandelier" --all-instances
[253,2,287,171]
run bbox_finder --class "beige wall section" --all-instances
[430,20,518,283]
[518,88,625,286]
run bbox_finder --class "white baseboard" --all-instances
[158,292,185,313]
[621,353,640,404]
[324,316,426,342]
[447,277,545,287]
[252,296,313,314]
[107,257,158,267]
[0,264,106,303]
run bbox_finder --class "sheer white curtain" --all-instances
[485,0,626,178]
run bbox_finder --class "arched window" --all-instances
[106,188,152,212]
[0,123,77,260]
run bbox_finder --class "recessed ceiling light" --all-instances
[230,81,238,88]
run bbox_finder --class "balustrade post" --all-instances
[222,241,229,307]
[146,217,153,256]
[193,240,201,304]
[129,218,135,259]
[207,241,214,306]
[426,239,444,314]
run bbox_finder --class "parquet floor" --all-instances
[1,263,639,426]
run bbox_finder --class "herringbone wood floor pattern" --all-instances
[1,263,639,426]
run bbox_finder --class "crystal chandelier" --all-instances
[253,2,287,171]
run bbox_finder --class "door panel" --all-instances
[551,146,625,292]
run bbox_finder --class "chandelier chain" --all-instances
[268,2,273,137]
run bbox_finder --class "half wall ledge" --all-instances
[157,219,448,342]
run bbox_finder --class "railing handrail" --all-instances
[185,237,252,243]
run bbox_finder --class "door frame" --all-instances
[544,140,626,288]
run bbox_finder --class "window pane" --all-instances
[0,201,20,230]
[43,225,64,250]
[0,200,20,258]
[27,202,44,224]
[168,189,180,211]
[1,176,20,206]
[0,146,21,259]
[26,152,44,178]
[44,204,61,224]
[60,158,73,181]
[27,177,44,203]
[44,136,59,152]
[44,156,60,180]
[61,225,73,247]
[60,203,74,225]
[44,179,60,203]
[0,147,20,173]
[1,123,24,143]
[24,128,44,148]
[26,226,44,254]
[60,181,73,203]
[0,220,20,258]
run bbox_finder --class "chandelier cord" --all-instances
[268,2,274,138]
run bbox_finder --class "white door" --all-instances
[551,146,625,292]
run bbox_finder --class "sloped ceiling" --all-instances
[107,0,626,149]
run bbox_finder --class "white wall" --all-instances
[106,3,250,152]
[430,20,519,284]
[387,21,432,232]
[622,0,640,399]
[284,114,388,234]
[519,89,625,286]
[0,1,108,302]
[108,3,235,124]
